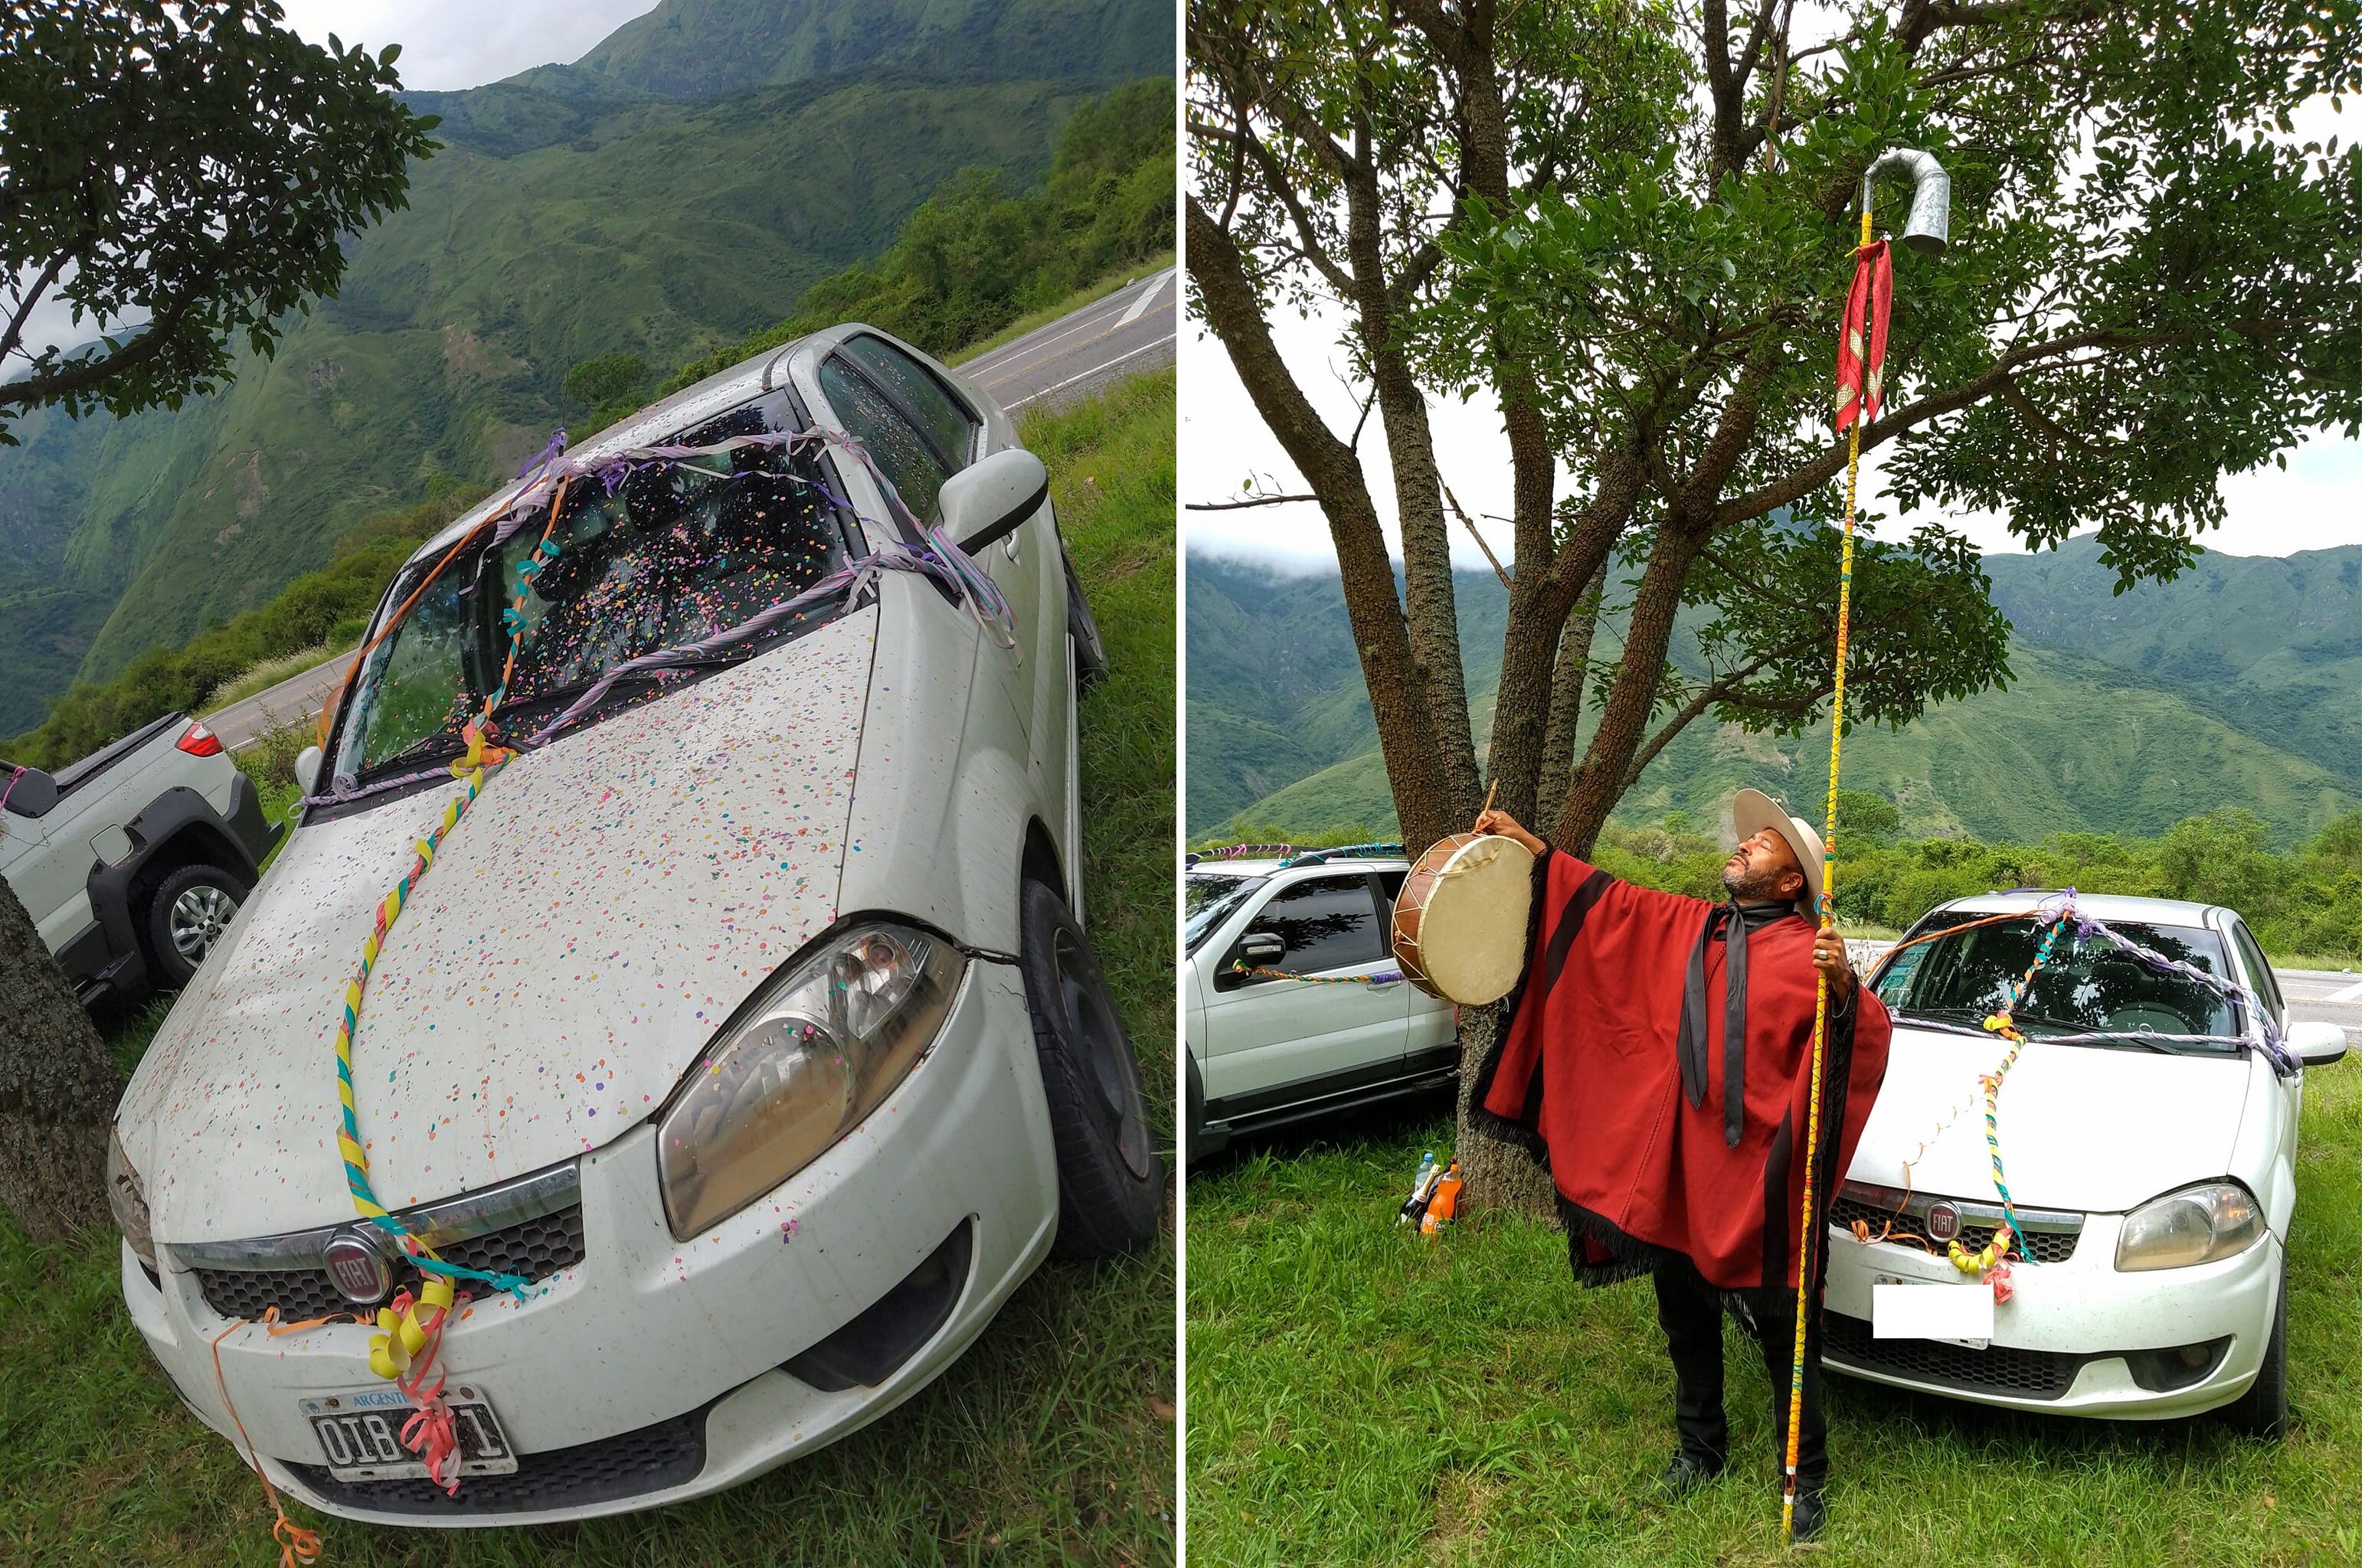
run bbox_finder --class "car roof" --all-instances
[1928,889,2219,928]
[406,334,820,567]
[1186,857,1411,876]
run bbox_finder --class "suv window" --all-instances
[1251,874,1384,972]
[839,335,976,469]
[819,354,949,528]
[2227,919,2284,1026]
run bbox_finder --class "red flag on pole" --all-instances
[1834,239,1893,432]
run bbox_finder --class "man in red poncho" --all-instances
[1463,789,1891,1541]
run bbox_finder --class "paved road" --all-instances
[2278,968,2363,1045]
[211,276,1180,753]
[963,266,1176,416]
[209,655,353,751]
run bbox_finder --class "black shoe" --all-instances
[1788,1484,1826,1543]
[1657,1452,1725,1499]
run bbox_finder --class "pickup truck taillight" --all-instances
[176,721,224,758]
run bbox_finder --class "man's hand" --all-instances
[1812,922,1855,991]
[1474,807,1547,858]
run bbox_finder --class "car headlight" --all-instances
[107,1130,156,1271]
[656,920,963,1240]
[2115,1182,2265,1272]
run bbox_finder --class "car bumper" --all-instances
[1822,1214,2281,1419]
[125,963,1059,1525]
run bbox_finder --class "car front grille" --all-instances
[1828,1194,2080,1264]
[191,1207,587,1323]
[284,1396,712,1516]
[1823,1311,2089,1399]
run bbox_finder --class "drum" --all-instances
[1389,832,1536,1004]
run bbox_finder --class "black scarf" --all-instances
[1678,900,1794,1148]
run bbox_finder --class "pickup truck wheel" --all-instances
[144,864,244,988]
[1064,548,1107,688]
[2217,1256,2288,1439]
[1018,877,1158,1259]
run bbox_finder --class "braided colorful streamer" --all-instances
[332,737,534,1302]
[1230,962,1405,985]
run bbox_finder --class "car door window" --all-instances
[819,354,949,529]
[839,335,976,469]
[2228,920,2285,1025]
[1250,875,1385,972]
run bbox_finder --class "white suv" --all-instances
[1827,891,2347,1437]
[2,714,280,1001]
[1183,848,1458,1158]
[108,325,1157,1525]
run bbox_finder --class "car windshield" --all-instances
[1186,873,1267,955]
[1873,913,2242,1050]
[332,405,849,786]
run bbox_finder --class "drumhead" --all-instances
[1392,833,1534,1004]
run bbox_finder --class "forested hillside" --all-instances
[0,0,1169,736]
[1186,542,2360,845]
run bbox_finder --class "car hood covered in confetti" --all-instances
[119,609,879,1243]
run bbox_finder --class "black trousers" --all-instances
[1652,1266,1827,1491]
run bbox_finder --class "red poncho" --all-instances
[1469,849,1892,1292]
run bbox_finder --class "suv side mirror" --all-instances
[2288,1019,2347,1067]
[1213,930,1285,992]
[942,448,1048,554]
[294,745,323,796]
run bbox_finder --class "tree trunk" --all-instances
[1186,198,1456,846]
[1340,159,1481,835]
[1552,520,1710,857]
[0,875,122,1240]
[1536,556,1610,828]
[1451,1004,1556,1217]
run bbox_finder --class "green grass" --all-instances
[1184,1060,2362,1566]
[0,371,1177,1567]
[951,253,1176,366]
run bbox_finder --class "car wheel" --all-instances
[1064,547,1107,688]
[2217,1256,2288,1439]
[1017,877,1159,1259]
[143,863,244,988]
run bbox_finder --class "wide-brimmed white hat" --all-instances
[1731,788,1826,921]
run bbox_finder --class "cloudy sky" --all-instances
[277,0,659,91]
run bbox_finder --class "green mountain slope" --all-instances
[1188,543,2360,844]
[0,0,1169,737]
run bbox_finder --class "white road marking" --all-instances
[1117,268,1174,327]
[2323,980,2364,1003]
[1001,333,1176,410]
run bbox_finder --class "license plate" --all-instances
[1873,1272,1992,1350]
[299,1383,519,1482]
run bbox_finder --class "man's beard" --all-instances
[1722,863,1795,903]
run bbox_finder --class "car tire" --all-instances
[1064,547,1108,688]
[1017,877,1159,1259]
[142,863,245,988]
[2217,1256,2289,1439]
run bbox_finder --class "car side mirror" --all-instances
[294,745,323,796]
[2288,1020,2347,1067]
[943,448,1048,554]
[1213,931,1286,993]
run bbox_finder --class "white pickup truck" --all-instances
[1,713,283,1001]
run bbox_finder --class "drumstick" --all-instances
[1479,779,1497,821]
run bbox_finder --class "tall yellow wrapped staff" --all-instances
[1781,148,1950,1547]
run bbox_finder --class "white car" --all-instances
[1824,890,2347,1436]
[107,324,1159,1524]
[1182,849,1457,1158]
